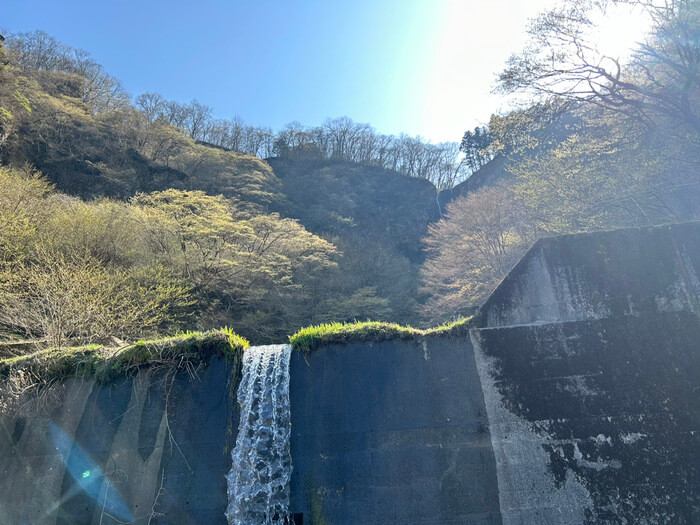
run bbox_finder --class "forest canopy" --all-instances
[0,0,698,343]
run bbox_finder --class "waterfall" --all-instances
[226,344,293,524]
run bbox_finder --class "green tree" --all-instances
[0,250,191,348]
[0,166,54,269]
[0,167,192,346]
[132,189,338,340]
[460,125,494,173]
[501,105,700,233]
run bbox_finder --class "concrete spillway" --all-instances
[226,344,292,524]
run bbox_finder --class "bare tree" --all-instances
[498,0,700,135]
[136,92,168,122]
[420,183,537,320]
[7,30,129,113]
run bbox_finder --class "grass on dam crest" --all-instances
[289,318,472,353]
[0,328,249,382]
[0,318,472,383]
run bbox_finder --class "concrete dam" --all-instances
[0,221,698,524]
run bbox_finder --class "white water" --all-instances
[226,344,293,524]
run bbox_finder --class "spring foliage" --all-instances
[0,166,338,346]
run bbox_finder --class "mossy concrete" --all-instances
[471,221,700,524]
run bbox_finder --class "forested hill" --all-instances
[269,158,441,328]
[0,31,444,345]
[2,0,699,353]
[0,38,285,208]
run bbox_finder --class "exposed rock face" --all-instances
[472,222,700,524]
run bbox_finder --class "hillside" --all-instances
[269,157,439,263]
[0,49,285,209]
[266,157,440,326]
[0,33,446,346]
[2,21,699,345]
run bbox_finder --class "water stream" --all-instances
[226,344,293,524]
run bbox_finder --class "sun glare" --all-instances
[593,3,653,61]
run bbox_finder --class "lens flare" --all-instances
[49,422,133,522]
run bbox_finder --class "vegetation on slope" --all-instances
[0,166,338,346]
[0,33,442,341]
[0,31,286,206]
[2,1,698,341]
[420,0,700,322]
[268,158,439,326]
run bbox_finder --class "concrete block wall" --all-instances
[0,358,236,524]
[288,338,502,524]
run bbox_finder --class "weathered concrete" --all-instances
[0,338,504,525]
[288,337,502,524]
[476,222,699,328]
[0,358,237,524]
[472,221,700,524]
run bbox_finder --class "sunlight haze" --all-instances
[3,0,652,143]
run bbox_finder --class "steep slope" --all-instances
[268,157,439,263]
[0,57,285,207]
[268,158,441,325]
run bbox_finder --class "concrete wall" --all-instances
[0,222,697,524]
[0,358,236,524]
[0,339,503,525]
[476,222,699,328]
[472,222,700,524]
[287,337,501,524]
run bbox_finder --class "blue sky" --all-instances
[3,0,563,142]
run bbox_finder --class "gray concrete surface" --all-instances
[288,337,502,524]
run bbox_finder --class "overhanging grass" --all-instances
[289,317,472,353]
[423,316,472,337]
[0,328,249,383]
[0,318,472,380]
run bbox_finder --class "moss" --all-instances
[0,328,249,383]
[423,316,472,337]
[310,489,329,525]
[289,317,472,353]
[0,318,472,381]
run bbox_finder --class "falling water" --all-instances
[226,344,293,524]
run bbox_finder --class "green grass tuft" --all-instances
[289,317,472,353]
[0,318,473,383]
[0,328,249,383]
[423,316,472,337]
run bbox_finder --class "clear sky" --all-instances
[4,0,639,143]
